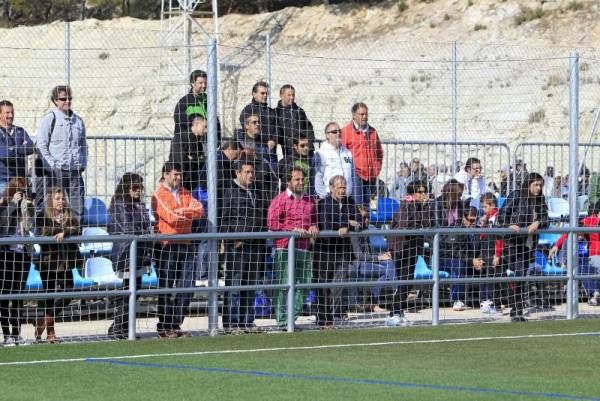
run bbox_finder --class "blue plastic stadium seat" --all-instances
[497,196,506,209]
[254,291,272,317]
[369,235,388,251]
[414,256,450,280]
[140,264,159,288]
[547,197,570,220]
[369,197,399,224]
[531,249,566,276]
[25,263,43,291]
[82,197,109,226]
[72,267,95,289]
[84,257,123,288]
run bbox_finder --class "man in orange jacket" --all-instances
[341,102,384,207]
[151,161,204,338]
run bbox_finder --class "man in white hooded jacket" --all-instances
[314,122,354,200]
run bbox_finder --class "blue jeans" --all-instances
[353,260,397,299]
[581,256,600,297]
[193,240,210,281]
[354,178,378,207]
[440,258,468,302]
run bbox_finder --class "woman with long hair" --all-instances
[36,186,82,343]
[107,172,152,339]
[497,172,548,321]
[0,177,35,345]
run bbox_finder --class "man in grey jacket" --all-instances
[35,85,87,218]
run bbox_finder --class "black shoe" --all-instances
[511,316,528,322]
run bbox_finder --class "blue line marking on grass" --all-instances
[86,359,600,401]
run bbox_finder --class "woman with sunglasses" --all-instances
[0,177,35,345]
[106,173,152,339]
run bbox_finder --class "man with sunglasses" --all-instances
[277,132,315,196]
[314,122,354,200]
[35,85,87,218]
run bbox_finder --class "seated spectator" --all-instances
[455,157,490,209]
[0,177,34,345]
[36,187,83,343]
[389,162,411,200]
[550,201,600,306]
[106,173,152,339]
[274,84,315,158]
[314,122,354,200]
[410,157,427,182]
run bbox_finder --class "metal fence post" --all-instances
[64,21,71,86]
[451,41,457,175]
[206,37,220,334]
[128,240,138,340]
[286,236,296,333]
[266,33,272,107]
[432,233,440,326]
[567,52,580,319]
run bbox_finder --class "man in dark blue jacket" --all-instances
[0,100,34,194]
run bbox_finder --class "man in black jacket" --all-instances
[168,114,207,191]
[239,81,277,156]
[274,84,315,158]
[219,158,266,331]
[173,69,221,138]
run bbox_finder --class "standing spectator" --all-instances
[36,187,83,343]
[220,159,266,331]
[389,180,432,324]
[239,81,277,161]
[237,113,277,170]
[277,132,315,196]
[455,157,489,209]
[267,167,318,328]
[106,173,152,339]
[478,192,503,314]
[0,100,35,194]
[169,114,207,191]
[314,122,354,200]
[35,85,87,218]
[512,159,529,190]
[409,157,427,182]
[0,178,34,345]
[173,69,221,138]
[151,161,204,338]
[497,172,548,322]
[274,84,315,158]
[341,102,384,207]
[389,162,411,200]
[313,175,362,328]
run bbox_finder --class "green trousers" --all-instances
[273,249,312,326]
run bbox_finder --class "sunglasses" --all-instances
[297,144,308,148]
[327,129,342,135]
[58,97,72,101]
[130,184,144,191]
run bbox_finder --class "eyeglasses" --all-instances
[327,129,342,135]
[58,97,72,101]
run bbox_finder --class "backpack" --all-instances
[33,113,56,177]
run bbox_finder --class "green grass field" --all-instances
[1,320,599,401]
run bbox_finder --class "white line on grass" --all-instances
[1,331,598,367]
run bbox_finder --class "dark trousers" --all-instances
[222,243,261,329]
[314,251,352,325]
[38,269,70,317]
[506,245,534,316]
[0,251,27,338]
[156,244,193,332]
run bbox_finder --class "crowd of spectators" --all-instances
[0,71,598,345]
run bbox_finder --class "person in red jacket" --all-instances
[549,202,600,306]
[151,161,204,338]
[341,102,383,207]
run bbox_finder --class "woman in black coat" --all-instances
[106,172,152,338]
[36,186,82,343]
[497,172,548,321]
[0,177,35,345]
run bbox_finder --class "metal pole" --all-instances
[212,0,221,125]
[64,21,71,86]
[206,38,219,334]
[451,41,457,175]
[127,240,138,340]
[567,52,579,320]
[266,33,272,107]
[286,236,296,333]
[432,233,440,326]
[184,5,192,76]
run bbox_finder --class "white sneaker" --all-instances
[2,337,16,347]
[480,299,494,314]
[384,314,412,327]
[452,300,466,311]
